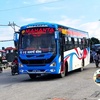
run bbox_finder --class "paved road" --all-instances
[0,63,100,100]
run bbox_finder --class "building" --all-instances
[4,47,17,62]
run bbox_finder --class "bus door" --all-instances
[59,33,65,71]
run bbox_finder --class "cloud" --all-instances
[79,21,100,40]
[0,17,99,50]
[23,1,31,5]
[53,16,100,40]
[53,16,81,28]
[20,17,37,23]
[0,27,15,49]
[0,27,14,40]
[37,0,58,3]
[42,6,64,11]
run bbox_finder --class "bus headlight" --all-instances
[50,62,56,67]
[19,63,24,67]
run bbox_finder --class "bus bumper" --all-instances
[19,66,58,75]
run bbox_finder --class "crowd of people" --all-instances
[90,49,100,68]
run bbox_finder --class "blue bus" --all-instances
[14,22,90,79]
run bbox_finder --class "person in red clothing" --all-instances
[11,56,19,75]
[12,56,18,65]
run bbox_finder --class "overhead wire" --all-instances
[0,0,64,42]
[0,0,64,12]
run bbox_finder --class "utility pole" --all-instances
[0,21,20,42]
[0,21,20,32]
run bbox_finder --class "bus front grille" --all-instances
[27,64,46,67]
[19,54,56,65]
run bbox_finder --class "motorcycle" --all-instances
[11,63,19,75]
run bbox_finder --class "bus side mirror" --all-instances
[55,31,59,40]
[13,32,19,48]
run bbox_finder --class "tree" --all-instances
[90,37,100,45]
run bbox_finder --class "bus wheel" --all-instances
[29,74,37,79]
[58,66,67,78]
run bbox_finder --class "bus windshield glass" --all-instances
[20,27,56,53]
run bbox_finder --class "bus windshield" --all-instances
[20,27,56,53]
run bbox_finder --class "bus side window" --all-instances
[74,38,78,48]
[77,38,79,47]
[68,37,72,50]
[82,38,87,48]
[84,38,86,48]
[84,38,88,48]
[71,37,75,49]
[65,36,69,50]
[81,38,84,49]
[79,38,82,49]
[87,39,90,46]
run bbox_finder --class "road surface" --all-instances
[0,63,100,100]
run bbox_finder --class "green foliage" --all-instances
[90,37,100,45]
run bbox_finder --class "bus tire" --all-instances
[59,69,66,78]
[58,62,68,78]
[29,74,37,79]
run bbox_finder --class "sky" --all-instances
[0,0,100,49]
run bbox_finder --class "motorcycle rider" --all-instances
[11,56,19,75]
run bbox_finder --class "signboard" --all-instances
[21,27,55,36]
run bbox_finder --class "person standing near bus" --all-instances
[94,51,100,68]
[0,59,3,73]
